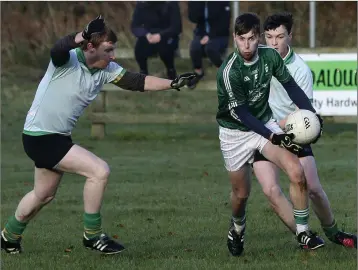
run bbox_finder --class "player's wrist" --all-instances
[75,32,85,44]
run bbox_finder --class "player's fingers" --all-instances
[286,133,295,139]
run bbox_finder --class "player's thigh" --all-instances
[261,142,303,177]
[34,167,63,200]
[253,160,280,191]
[219,126,258,172]
[299,155,322,191]
[219,126,266,196]
[56,144,109,179]
[22,133,74,171]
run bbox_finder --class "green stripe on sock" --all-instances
[84,213,102,239]
[293,209,309,214]
[293,208,309,225]
[3,215,27,243]
[232,215,246,226]
[322,220,339,238]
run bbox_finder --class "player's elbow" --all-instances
[50,49,69,67]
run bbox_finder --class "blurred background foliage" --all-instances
[1,1,356,69]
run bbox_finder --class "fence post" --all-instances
[232,2,239,48]
[90,91,107,139]
[309,1,316,48]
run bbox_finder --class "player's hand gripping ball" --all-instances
[285,109,322,145]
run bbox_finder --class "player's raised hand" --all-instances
[311,114,323,144]
[82,15,105,40]
[271,133,302,153]
[170,73,198,91]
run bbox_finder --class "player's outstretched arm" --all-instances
[111,72,197,92]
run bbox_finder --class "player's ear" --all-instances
[87,42,95,51]
[288,32,292,40]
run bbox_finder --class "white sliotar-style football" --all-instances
[284,109,321,145]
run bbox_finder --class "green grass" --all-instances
[1,86,357,270]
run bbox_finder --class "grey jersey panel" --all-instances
[269,52,313,121]
[24,50,124,135]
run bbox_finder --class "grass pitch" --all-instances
[1,87,356,270]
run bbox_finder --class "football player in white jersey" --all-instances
[252,12,356,248]
[1,15,196,255]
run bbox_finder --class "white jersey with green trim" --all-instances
[269,46,313,121]
[24,48,125,135]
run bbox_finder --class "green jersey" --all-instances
[216,46,292,131]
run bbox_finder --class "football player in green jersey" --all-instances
[216,13,324,256]
[1,15,196,255]
[252,12,356,249]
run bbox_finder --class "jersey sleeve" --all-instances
[271,49,291,84]
[104,62,127,84]
[221,67,246,109]
[52,50,79,79]
[293,66,313,100]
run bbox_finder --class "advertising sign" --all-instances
[300,53,357,116]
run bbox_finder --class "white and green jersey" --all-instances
[24,48,126,136]
[269,46,313,121]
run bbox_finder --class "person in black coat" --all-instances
[131,1,182,80]
[187,1,231,88]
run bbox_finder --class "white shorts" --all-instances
[219,119,283,172]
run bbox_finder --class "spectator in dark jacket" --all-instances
[187,1,231,88]
[131,1,182,80]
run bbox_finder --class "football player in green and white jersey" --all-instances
[252,12,356,249]
[216,13,325,256]
[1,15,196,255]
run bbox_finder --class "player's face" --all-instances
[233,30,260,62]
[264,25,292,58]
[92,42,116,68]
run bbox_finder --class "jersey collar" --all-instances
[234,48,259,66]
[283,45,295,65]
[75,48,100,75]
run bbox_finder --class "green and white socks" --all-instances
[293,208,309,234]
[232,215,246,234]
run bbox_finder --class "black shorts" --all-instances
[253,144,314,163]
[22,133,74,169]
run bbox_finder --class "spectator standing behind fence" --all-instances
[187,1,231,89]
[131,1,182,80]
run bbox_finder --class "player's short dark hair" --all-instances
[263,12,293,34]
[81,26,117,50]
[234,13,261,36]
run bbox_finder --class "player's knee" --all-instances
[231,190,250,201]
[308,185,325,200]
[93,160,110,182]
[34,190,55,204]
[287,161,305,184]
[262,184,282,200]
